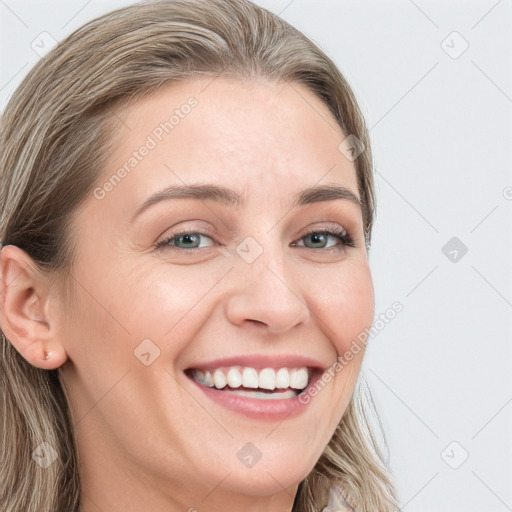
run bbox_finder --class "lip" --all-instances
[184,354,328,421]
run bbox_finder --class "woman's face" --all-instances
[57,77,374,510]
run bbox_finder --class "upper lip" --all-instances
[185,354,330,372]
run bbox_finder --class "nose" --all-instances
[224,241,310,334]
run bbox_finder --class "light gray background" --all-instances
[1,1,511,510]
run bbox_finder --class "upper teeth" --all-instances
[192,367,310,391]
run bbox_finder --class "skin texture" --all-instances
[1,77,374,512]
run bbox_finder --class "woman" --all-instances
[0,1,399,511]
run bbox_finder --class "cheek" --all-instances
[68,260,235,379]
[117,260,232,339]
[311,261,374,353]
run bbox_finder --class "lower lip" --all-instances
[186,372,321,421]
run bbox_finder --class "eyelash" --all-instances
[155,226,356,251]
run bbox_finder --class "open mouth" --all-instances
[186,366,314,400]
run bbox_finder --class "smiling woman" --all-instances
[0,1,399,512]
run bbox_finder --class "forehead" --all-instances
[92,77,360,219]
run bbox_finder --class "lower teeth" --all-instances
[223,388,299,400]
[190,373,303,399]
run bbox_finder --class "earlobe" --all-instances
[21,337,68,370]
[0,245,68,370]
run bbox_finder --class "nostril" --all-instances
[246,319,266,327]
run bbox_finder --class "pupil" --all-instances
[181,234,198,247]
[309,234,325,247]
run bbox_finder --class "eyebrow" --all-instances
[130,183,362,223]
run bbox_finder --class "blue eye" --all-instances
[293,228,355,250]
[155,227,355,251]
[155,229,215,250]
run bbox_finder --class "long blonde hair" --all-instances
[0,1,399,510]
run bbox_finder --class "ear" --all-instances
[0,244,68,370]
